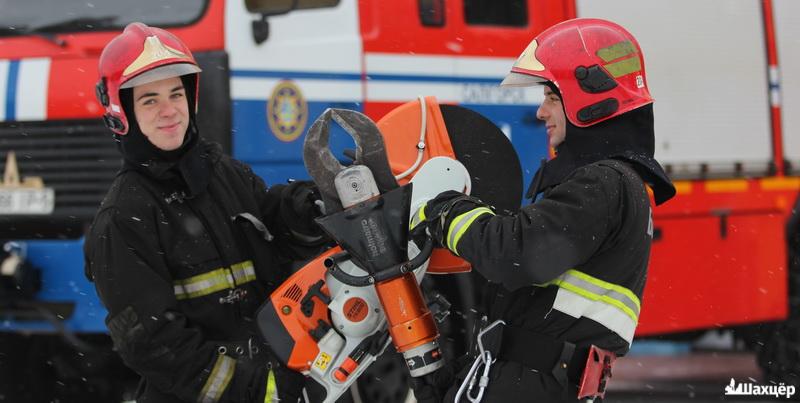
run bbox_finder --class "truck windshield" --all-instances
[0,0,207,35]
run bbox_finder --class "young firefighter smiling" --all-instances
[85,23,327,403]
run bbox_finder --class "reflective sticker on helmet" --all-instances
[123,36,191,76]
[512,40,545,72]
[603,56,642,78]
[596,40,637,63]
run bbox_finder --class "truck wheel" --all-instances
[757,197,800,398]
[758,320,800,391]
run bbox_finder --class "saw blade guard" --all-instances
[377,96,523,273]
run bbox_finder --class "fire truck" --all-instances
[0,0,797,401]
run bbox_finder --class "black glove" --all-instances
[409,354,470,403]
[410,370,454,403]
[280,180,326,242]
[410,190,490,253]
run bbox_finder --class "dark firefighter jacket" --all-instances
[438,103,672,363]
[412,97,673,402]
[432,159,655,402]
[84,140,320,403]
[458,159,653,354]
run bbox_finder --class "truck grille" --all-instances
[0,119,121,239]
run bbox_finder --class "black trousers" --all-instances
[443,359,582,403]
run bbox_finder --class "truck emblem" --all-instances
[267,80,308,142]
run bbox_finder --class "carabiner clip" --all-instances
[454,320,505,403]
[453,350,492,403]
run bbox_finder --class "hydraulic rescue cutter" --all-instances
[256,97,523,402]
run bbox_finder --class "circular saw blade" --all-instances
[439,105,523,214]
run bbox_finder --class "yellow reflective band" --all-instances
[446,207,494,255]
[264,368,277,403]
[603,56,642,78]
[410,202,428,231]
[174,261,256,300]
[546,269,640,323]
[198,354,235,403]
[546,269,641,344]
[230,261,257,283]
[596,40,637,62]
[565,269,640,312]
[552,286,638,344]
[553,279,638,324]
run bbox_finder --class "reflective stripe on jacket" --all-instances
[85,141,309,402]
[543,269,640,344]
[447,160,653,353]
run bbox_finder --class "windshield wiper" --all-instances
[0,26,66,47]
[0,16,119,47]
[30,16,118,33]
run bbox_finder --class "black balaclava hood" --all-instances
[527,82,675,205]
[116,74,210,198]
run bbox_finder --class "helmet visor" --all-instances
[121,63,202,89]
[500,71,547,87]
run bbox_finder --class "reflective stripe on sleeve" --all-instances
[263,368,278,403]
[197,354,236,403]
[174,260,256,300]
[445,207,494,255]
[409,202,427,231]
[547,269,641,344]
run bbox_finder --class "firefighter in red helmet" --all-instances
[411,18,676,402]
[85,22,326,402]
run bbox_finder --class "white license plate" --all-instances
[0,188,55,215]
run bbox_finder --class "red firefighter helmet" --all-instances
[501,18,652,127]
[95,22,201,135]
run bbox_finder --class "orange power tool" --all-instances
[256,98,522,402]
